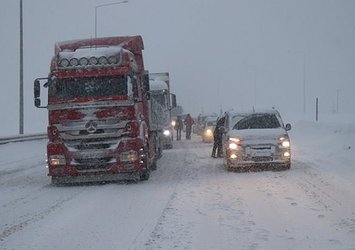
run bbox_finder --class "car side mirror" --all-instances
[285,123,291,131]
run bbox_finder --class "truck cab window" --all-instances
[49,76,128,99]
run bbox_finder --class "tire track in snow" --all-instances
[144,137,209,249]
[0,194,76,242]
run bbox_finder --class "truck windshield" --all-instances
[152,94,167,107]
[49,76,128,99]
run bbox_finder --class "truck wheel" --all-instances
[140,169,150,181]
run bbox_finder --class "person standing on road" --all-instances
[184,113,194,140]
[211,116,225,158]
[175,115,183,140]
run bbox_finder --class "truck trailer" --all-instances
[34,36,159,184]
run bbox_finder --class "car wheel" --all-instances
[284,162,291,170]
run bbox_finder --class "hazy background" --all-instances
[1,0,355,136]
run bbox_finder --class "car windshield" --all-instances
[232,113,281,130]
[49,76,129,99]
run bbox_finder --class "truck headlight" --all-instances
[163,129,171,136]
[49,155,66,166]
[120,150,138,162]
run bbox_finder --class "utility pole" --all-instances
[336,89,340,113]
[19,0,24,134]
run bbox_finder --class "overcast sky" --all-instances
[1,0,355,135]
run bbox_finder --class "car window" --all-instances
[232,114,281,130]
[229,114,246,129]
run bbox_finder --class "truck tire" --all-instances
[151,159,158,171]
[140,169,150,181]
[140,144,151,180]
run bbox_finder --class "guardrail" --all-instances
[0,133,47,145]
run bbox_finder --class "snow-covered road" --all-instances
[1,119,355,250]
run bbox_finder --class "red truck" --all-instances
[34,36,159,184]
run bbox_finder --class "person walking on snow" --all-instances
[184,114,194,140]
[175,115,183,140]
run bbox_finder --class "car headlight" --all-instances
[279,136,290,148]
[281,140,290,148]
[230,153,237,159]
[163,129,171,136]
[205,129,213,136]
[228,137,241,150]
[230,137,241,143]
[229,142,238,150]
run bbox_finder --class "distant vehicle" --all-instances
[194,113,218,135]
[201,116,217,143]
[149,72,176,150]
[222,108,291,171]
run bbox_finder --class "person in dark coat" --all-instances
[184,114,194,140]
[211,116,225,158]
[175,116,183,140]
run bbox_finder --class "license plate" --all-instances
[250,149,271,157]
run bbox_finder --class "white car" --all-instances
[222,108,291,171]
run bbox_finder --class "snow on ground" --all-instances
[0,114,355,250]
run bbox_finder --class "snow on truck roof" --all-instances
[150,80,169,91]
[55,36,144,54]
[58,46,123,60]
[149,73,169,82]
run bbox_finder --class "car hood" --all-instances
[228,128,287,145]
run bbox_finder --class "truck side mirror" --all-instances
[34,79,41,107]
[34,79,40,98]
[171,94,177,108]
[142,73,150,100]
[34,98,41,107]
[34,77,48,108]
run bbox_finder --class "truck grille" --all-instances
[54,119,128,172]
